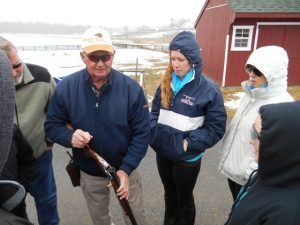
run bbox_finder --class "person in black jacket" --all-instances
[225,101,300,225]
[0,124,34,218]
[0,50,33,225]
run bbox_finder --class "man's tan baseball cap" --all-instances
[81,27,114,54]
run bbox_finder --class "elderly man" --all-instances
[0,37,59,225]
[45,27,150,225]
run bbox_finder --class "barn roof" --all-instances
[194,0,300,27]
[227,0,300,13]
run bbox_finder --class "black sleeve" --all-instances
[15,126,35,192]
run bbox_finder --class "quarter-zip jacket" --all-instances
[45,68,150,177]
[15,63,56,159]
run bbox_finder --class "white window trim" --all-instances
[231,25,254,51]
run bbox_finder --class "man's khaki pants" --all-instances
[80,169,147,225]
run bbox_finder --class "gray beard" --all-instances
[14,74,23,85]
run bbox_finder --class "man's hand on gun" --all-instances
[116,170,130,200]
[71,128,130,200]
[71,129,93,148]
[67,124,137,225]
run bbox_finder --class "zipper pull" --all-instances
[95,102,99,108]
[171,96,175,107]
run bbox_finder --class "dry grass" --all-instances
[288,86,300,100]
[220,86,243,118]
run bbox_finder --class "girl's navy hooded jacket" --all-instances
[225,101,300,225]
[150,31,227,161]
[45,68,150,177]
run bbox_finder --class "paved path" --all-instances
[26,142,232,225]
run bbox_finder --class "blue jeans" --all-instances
[30,150,59,225]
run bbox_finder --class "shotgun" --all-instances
[67,124,138,225]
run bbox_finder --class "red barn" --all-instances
[194,0,300,86]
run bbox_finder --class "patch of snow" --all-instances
[2,33,81,46]
[224,92,245,109]
[17,48,169,78]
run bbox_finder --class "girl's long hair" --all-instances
[161,63,173,109]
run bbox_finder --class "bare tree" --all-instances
[169,18,190,30]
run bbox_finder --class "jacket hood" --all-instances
[169,31,203,74]
[246,46,288,95]
[259,101,300,187]
[0,50,15,174]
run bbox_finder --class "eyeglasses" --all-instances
[85,54,113,63]
[251,124,260,140]
[12,62,22,69]
[246,65,263,77]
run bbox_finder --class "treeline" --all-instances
[0,22,89,34]
[0,19,193,35]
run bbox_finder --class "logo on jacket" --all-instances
[95,33,103,38]
[181,95,195,106]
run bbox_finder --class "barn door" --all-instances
[257,25,300,85]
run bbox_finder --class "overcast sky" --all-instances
[1,0,205,28]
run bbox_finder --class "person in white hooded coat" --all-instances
[218,45,294,200]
